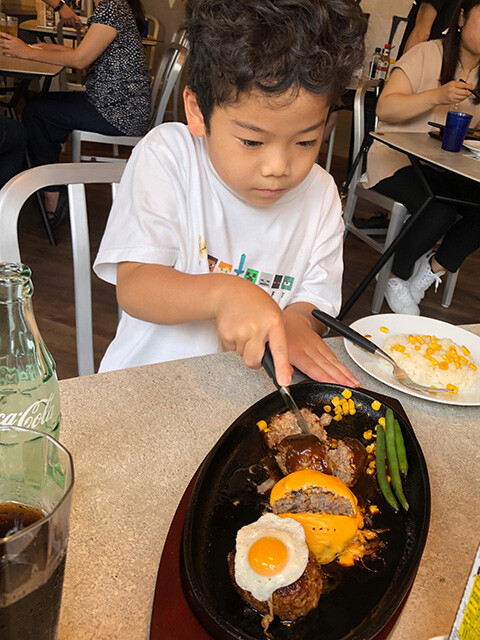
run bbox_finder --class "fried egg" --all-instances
[234,513,309,602]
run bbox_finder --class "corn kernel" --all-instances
[414,345,421,351]
[369,505,380,515]
[446,384,458,394]
[424,353,432,361]
[459,356,468,364]
[349,409,356,415]
[430,343,441,351]
[387,475,391,483]
[369,460,376,469]
[426,348,433,356]
[371,400,381,411]
[403,353,411,358]
[256,420,269,432]
[323,405,331,412]
[443,354,452,363]
[348,398,355,411]
[408,335,416,343]
[334,405,343,414]
[366,467,375,475]
[364,334,372,338]
[378,417,386,427]
[454,360,461,369]
[417,336,425,344]
[380,326,388,333]
[462,345,471,356]
[438,361,448,370]
[363,429,373,440]
[333,414,343,421]
[342,389,352,399]
[431,358,438,366]
[394,344,405,352]
[470,363,477,371]
[331,396,340,406]
[366,443,375,453]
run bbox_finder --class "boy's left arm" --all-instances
[283,302,360,388]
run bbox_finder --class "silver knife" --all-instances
[261,344,311,435]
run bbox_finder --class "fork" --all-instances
[311,309,450,394]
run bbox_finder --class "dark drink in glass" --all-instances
[0,428,74,640]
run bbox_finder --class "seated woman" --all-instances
[0,0,151,227]
[364,0,480,315]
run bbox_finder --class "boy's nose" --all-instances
[261,150,290,177]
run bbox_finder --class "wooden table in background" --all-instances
[0,53,63,113]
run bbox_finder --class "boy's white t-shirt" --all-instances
[94,123,344,372]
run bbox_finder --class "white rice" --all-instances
[383,334,478,391]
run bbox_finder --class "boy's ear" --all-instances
[184,87,206,137]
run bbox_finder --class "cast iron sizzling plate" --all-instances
[182,382,430,640]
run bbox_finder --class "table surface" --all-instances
[56,324,480,640]
[371,131,480,183]
[0,52,63,76]
[19,18,161,45]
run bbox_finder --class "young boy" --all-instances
[94,0,367,387]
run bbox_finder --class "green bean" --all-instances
[394,418,408,476]
[385,409,409,511]
[375,420,399,512]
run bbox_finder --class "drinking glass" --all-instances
[442,111,473,152]
[0,425,74,640]
[0,15,17,37]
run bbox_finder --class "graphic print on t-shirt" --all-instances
[207,253,294,300]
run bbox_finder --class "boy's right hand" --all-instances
[212,277,293,387]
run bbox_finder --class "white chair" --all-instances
[0,162,126,376]
[343,78,458,312]
[71,42,189,163]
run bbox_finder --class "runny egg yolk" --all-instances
[248,536,288,576]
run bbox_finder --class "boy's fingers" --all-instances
[242,336,266,370]
[268,324,293,387]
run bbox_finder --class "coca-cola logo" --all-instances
[0,394,57,430]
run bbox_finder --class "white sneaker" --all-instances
[409,252,445,304]
[385,277,420,315]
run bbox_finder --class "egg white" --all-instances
[234,513,309,602]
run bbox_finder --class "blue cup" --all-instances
[441,111,473,152]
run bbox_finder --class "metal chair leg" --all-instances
[371,202,408,313]
[442,271,459,308]
[25,152,56,247]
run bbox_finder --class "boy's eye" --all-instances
[240,139,263,148]
[298,140,317,148]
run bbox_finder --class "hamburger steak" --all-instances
[228,550,323,621]
[267,409,367,486]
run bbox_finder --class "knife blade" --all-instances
[261,343,311,435]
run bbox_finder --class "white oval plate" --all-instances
[463,140,480,157]
[344,314,480,406]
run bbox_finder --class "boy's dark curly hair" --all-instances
[185,0,368,128]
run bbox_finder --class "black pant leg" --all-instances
[370,165,459,280]
[433,173,480,272]
[22,91,124,168]
[0,115,27,189]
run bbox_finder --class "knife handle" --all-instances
[312,308,378,355]
[261,343,281,390]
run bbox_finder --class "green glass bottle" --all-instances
[0,263,61,439]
